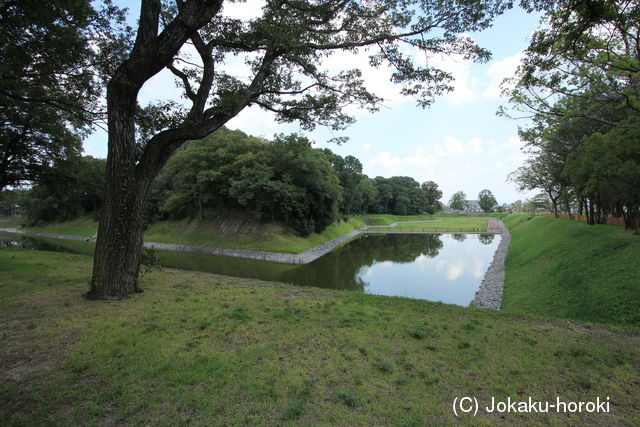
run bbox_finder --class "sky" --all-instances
[83,1,544,206]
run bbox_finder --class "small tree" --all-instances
[477,189,497,213]
[449,191,467,212]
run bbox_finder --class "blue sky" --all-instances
[84,1,543,206]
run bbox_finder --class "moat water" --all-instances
[2,232,500,306]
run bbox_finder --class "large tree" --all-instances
[477,189,497,212]
[421,180,443,214]
[87,0,520,299]
[501,0,640,127]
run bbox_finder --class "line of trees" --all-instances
[13,127,446,237]
[146,129,448,233]
[502,1,640,233]
[448,189,498,213]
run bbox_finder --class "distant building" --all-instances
[464,200,483,213]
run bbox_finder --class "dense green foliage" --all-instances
[448,190,467,211]
[145,128,447,232]
[0,0,127,190]
[477,189,497,212]
[503,1,640,230]
[141,128,445,236]
[1,246,639,425]
[503,214,640,327]
[152,129,342,236]
[18,156,106,225]
[17,126,446,236]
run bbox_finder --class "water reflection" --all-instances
[0,235,95,255]
[3,232,500,306]
[352,234,500,305]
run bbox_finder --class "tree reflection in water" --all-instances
[8,233,500,305]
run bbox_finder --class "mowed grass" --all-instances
[438,212,509,219]
[1,248,639,426]
[363,214,489,232]
[362,214,438,225]
[502,214,640,327]
[384,218,488,232]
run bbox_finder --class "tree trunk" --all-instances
[83,0,276,298]
[86,90,151,299]
[588,196,596,225]
[563,194,572,218]
[218,195,226,218]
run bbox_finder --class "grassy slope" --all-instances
[20,215,99,237]
[378,218,489,232]
[1,247,639,426]
[143,217,367,253]
[19,216,367,254]
[502,214,640,327]
[0,218,23,229]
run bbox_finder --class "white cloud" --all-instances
[367,150,437,176]
[436,259,465,281]
[223,0,265,20]
[434,136,484,157]
[320,48,408,113]
[424,41,478,105]
[363,143,372,152]
[483,52,524,99]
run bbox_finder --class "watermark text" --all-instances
[453,396,610,416]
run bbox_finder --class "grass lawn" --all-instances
[1,247,639,426]
[439,213,510,219]
[502,214,640,328]
[362,214,438,225]
[369,218,489,233]
[143,216,367,253]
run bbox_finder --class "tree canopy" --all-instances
[146,128,443,230]
[503,0,640,231]
[477,189,497,212]
[448,191,467,211]
[0,0,127,190]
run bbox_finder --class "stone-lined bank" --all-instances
[471,219,510,310]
